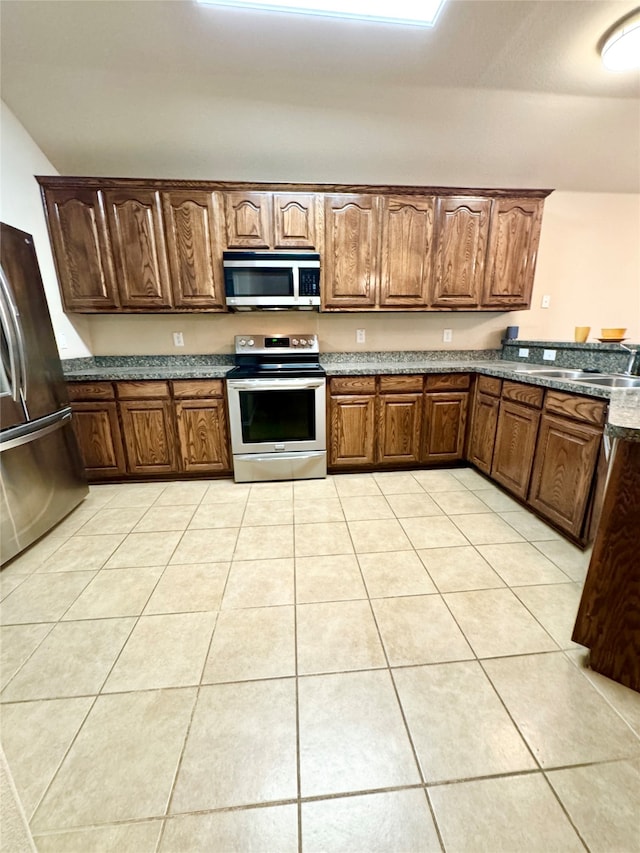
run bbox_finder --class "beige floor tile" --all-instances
[301,789,440,853]
[339,495,395,521]
[298,669,420,797]
[372,595,473,666]
[428,773,584,853]
[103,612,216,692]
[37,535,126,573]
[483,652,640,767]
[334,474,382,497]
[134,505,197,532]
[248,481,294,502]
[241,500,293,527]
[31,688,197,830]
[1,536,66,576]
[154,482,210,506]
[187,502,245,529]
[106,531,183,568]
[48,507,101,538]
[499,510,563,541]
[222,558,294,608]
[534,539,592,581]
[477,542,572,586]
[297,599,386,674]
[372,472,427,494]
[169,528,238,564]
[358,550,437,597]
[451,513,525,545]
[450,467,492,489]
[294,498,345,523]
[394,661,536,783]
[170,679,297,811]
[202,605,295,682]
[63,567,162,620]
[34,822,163,853]
[144,563,229,614]
[0,623,52,689]
[444,588,558,658]
[472,488,522,511]
[296,554,366,602]
[399,516,468,549]
[160,805,298,853]
[293,477,339,500]
[0,572,95,625]
[417,545,505,592]
[76,506,147,536]
[1,618,134,701]
[101,483,167,508]
[347,518,412,554]
[234,525,293,560]
[546,759,640,853]
[513,583,583,649]
[295,522,354,557]
[411,470,468,492]
[385,492,444,518]
[432,490,494,515]
[1,697,93,818]
[0,574,28,602]
[565,649,640,737]
[201,480,250,504]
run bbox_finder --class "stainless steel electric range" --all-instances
[225,334,326,483]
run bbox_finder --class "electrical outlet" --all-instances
[173,331,184,347]
[356,329,366,344]
[57,333,68,350]
[543,349,557,361]
[518,348,530,358]
[541,295,551,308]
[443,328,453,343]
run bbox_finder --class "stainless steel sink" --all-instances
[515,368,596,379]
[574,375,640,388]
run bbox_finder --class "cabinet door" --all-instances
[119,399,178,475]
[104,190,172,309]
[42,188,119,310]
[162,191,225,309]
[176,398,231,473]
[273,194,317,248]
[379,195,434,308]
[323,195,379,309]
[468,391,500,474]
[431,197,491,308]
[377,394,422,464]
[491,401,540,499]
[528,414,601,537]
[71,402,126,479]
[329,394,376,468]
[483,198,543,309]
[224,192,272,248]
[422,392,469,463]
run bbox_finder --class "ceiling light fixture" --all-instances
[600,8,640,71]
[195,0,446,28]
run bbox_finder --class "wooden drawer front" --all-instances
[379,375,423,393]
[425,373,470,391]
[172,379,224,399]
[544,391,607,426]
[67,382,115,401]
[477,375,502,397]
[330,376,376,395]
[116,381,170,400]
[502,380,544,408]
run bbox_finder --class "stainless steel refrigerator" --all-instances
[1,222,88,565]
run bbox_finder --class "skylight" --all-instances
[195,0,446,28]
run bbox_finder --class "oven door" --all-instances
[226,376,326,455]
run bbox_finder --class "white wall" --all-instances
[0,101,91,358]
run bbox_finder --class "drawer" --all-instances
[172,379,224,398]
[379,375,423,393]
[502,380,544,408]
[425,373,470,391]
[67,381,115,401]
[116,380,170,399]
[330,376,376,394]
[545,390,607,426]
[477,375,503,397]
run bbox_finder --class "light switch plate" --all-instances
[543,349,557,361]
[518,348,529,357]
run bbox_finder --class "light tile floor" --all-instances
[1,468,639,853]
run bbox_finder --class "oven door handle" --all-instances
[227,379,325,391]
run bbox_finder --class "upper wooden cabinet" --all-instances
[379,195,434,308]
[224,191,317,249]
[431,197,491,308]
[323,195,379,309]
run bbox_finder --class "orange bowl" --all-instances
[600,327,626,338]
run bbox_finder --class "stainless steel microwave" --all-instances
[223,251,320,311]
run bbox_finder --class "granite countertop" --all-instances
[606,424,640,442]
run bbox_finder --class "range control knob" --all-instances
[299,339,307,346]
[247,339,254,346]
[292,339,299,345]
[239,339,246,346]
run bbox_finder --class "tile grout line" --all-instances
[292,517,303,853]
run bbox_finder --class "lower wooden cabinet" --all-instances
[467,392,500,473]
[491,400,541,499]
[70,401,127,479]
[377,393,422,464]
[422,392,468,463]
[119,398,178,476]
[329,393,377,468]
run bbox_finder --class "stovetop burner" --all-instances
[228,333,325,379]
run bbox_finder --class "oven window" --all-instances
[239,388,315,443]
[226,269,293,297]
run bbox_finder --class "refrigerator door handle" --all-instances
[0,267,20,402]
[0,264,28,405]
[0,408,72,452]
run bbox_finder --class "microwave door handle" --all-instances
[0,267,20,403]
[0,266,27,404]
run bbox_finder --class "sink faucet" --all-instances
[620,343,638,375]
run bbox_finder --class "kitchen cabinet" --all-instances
[422,374,470,463]
[173,380,231,473]
[491,381,543,499]
[117,382,178,476]
[328,377,377,468]
[323,195,379,309]
[67,383,126,479]
[377,376,423,464]
[379,196,434,308]
[224,191,318,249]
[467,375,502,474]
